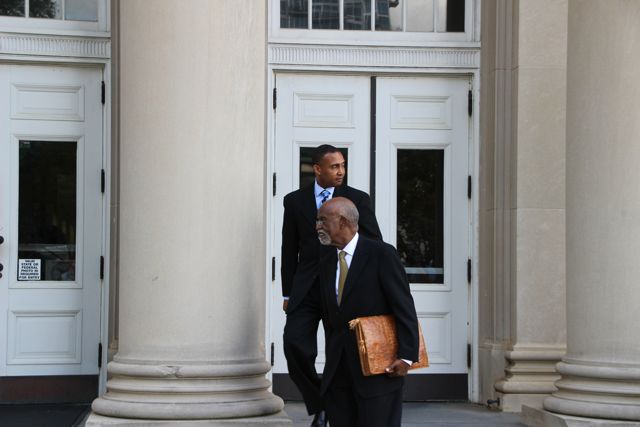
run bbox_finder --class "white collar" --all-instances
[338,232,359,257]
[315,181,335,198]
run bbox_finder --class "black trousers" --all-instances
[325,351,403,427]
[283,284,324,415]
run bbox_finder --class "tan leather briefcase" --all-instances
[348,314,428,376]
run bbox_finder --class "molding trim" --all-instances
[269,44,480,69]
[0,33,110,59]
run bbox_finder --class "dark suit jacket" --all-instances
[319,236,420,398]
[281,183,382,313]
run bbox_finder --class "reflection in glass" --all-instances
[281,0,308,28]
[312,0,339,29]
[446,0,464,32]
[344,0,371,30]
[397,149,444,284]
[0,0,25,16]
[299,147,348,190]
[29,0,62,19]
[406,0,434,32]
[18,141,77,281]
[65,0,97,21]
[376,0,401,31]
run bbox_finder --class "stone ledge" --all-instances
[522,406,640,427]
[85,411,293,426]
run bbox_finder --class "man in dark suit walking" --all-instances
[281,145,382,426]
[315,197,419,427]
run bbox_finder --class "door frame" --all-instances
[265,65,480,401]
[0,55,112,396]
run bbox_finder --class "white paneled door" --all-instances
[271,74,470,383]
[271,74,371,374]
[0,65,103,376]
[376,77,470,374]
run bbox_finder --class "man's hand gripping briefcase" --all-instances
[348,314,429,376]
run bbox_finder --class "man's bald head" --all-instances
[316,197,359,249]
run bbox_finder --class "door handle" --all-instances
[0,235,3,244]
[0,263,3,278]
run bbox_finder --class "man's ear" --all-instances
[312,163,321,176]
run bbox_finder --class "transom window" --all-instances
[0,0,107,33]
[280,0,464,32]
[0,0,98,22]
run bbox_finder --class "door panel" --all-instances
[376,77,469,374]
[0,65,103,376]
[271,74,371,374]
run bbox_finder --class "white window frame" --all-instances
[0,0,109,36]
[270,0,477,46]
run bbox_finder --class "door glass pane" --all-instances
[446,0,464,32]
[312,0,339,29]
[281,0,308,28]
[0,0,25,16]
[299,147,348,189]
[376,0,401,31]
[344,0,371,30]
[437,0,464,32]
[29,0,62,19]
[397,149,443,284]
[18,141,77,281]
[406,0,434,32]
[64,0,97,21]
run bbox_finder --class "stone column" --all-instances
[542,0,640,422]
[88,1,289,425]
[480,0,568,412]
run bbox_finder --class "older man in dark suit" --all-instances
[281,145,382,426]
[315,197,419,427]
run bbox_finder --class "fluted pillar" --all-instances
[543,0,640,422]
[88,1,288,425]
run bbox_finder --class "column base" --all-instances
[494,345,565,412]
[522,405,640,427]
[543,360,640,421]
[91,358,285,420]
[85,411,293,426]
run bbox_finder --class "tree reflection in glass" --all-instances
[397,149,444,284]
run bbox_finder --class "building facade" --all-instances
[0,0,638,425]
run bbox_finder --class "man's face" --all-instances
[316,206,342,247]
[314,151,345,188]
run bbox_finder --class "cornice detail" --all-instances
[269,44,479,69]
[0,33,110,59]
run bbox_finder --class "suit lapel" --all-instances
[341,237,370,304]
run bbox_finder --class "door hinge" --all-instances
[271,257,276,281]
[272,172,277,196]
[467,175,472,199]
[468,89,473,117]
[467,343,472,369]
[270,342,275,366]
[100,256,104,280]
[272,87,277,110]
[101,169,105,193]
[98,342,103,368]
[467,258,471,284]
[101,81,105,105]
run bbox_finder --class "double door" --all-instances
[271,74,471,396]
[0,64,103,378]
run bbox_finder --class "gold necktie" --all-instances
[337,250,348,305]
